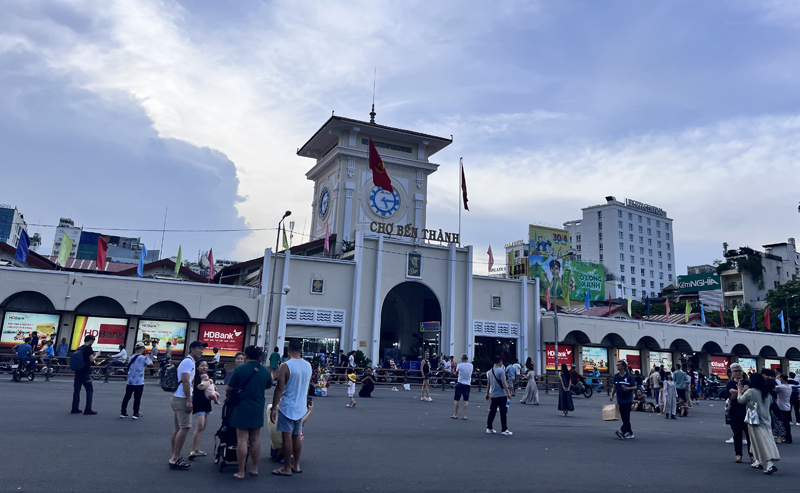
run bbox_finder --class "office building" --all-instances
[720,239,800,309]
[51,218,81,258]
[0,205,27,248]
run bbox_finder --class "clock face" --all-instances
[319,187,330,218]
[369,186,400,216]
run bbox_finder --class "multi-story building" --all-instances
[0,205,27,248]
[720,239,800,309]
[51,218,81,258]
[504,239,529,278]
[75,231,159,264]
[564,196,676,300]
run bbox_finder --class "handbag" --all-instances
[744,402,759,426]
[226,365,260,409]
[602,404,621,421]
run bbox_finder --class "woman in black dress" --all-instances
[190,360,213,459]
[558,363,574,417]
[359,367,376,397]
[421,352,432,402]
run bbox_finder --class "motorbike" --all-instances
[212,364,227,383]
[585,375,605,394]
[570,381,592,398]
[92,358,128,381]
[11,357,35,382]
[706,381,727,400]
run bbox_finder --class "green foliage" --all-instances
[766,281,800,334]
[353,350,371,368]
[472,355,493,373]
[715,255,765,290]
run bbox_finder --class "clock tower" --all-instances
[297,113,452,254]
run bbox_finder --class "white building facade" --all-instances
[0,205,27,248]
[51,217,81,258]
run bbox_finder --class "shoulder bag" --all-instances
[744,401,759,426]
[227,364,259,409]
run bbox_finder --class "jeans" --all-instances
[105,359,126,374]
[653,388,660,407]
[121,384,144,415]
[619,402,633,435]
[730,417,751,458]
[780,410,793,442]
[487,396,508,432]
[72,373,93,412]
[791,398,800,423]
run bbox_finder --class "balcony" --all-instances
[725,281,743,292]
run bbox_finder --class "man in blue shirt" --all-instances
[120,342,153,419]
[610,359,637,440]
[15,337,36,372]
[673,364,687,402]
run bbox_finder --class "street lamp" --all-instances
[263,211,291,362]
[787,294,798,334]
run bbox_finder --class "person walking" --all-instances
[420,352,432,402]
[168,340,203,471]
[120,342,153,419]
[269,347,281,379]
[776,374,793,444]
[661,372,678,419]
[737,374,780,473]
[673,364,687,403]
[558,363,574,417]
[149,340,160,376]
[189,360,213,460]
[520,361,539,405]
[71,334,98,415]
[270,339,313,476]
[485,356,512,435]
[226,346,273,479]
[506,360,518,396]
[452,354,473,419]
[346,370,357,407]
[649,368,662,408]
[610,360,637,439]
[726,363,752,463]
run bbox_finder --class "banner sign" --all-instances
[136,320,187,356]
[789,361,800,376]
[1,312,60,349]
[764,358,782,372]
[649,351,673,371]
[738,357,757,375]
[710,356,730,378]
[529,225,571,258]
[529,256,606,302]
[71,316,128,352]
[677,273,722,293]
[617,349,641,371]
[420,321,441,332]
[545,343,573,370]
[198,323,245,357]
[582,347,609,373]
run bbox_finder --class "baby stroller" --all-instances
[214,402,247,471]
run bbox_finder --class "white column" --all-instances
[256,248,271,348]
[332,182,340,253]
[446,242,456,357]
[371,234,384,366]
[520,275,528,364]
[534,277,542,375]
[276,249,291,352]
[414,194,424,231]
[466,245,474,360]
[349,230,364,352]
[343,182,355,242]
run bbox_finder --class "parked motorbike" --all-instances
[11,357,35,382]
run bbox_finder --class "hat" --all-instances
[134,342,146,349]
[348,373,356,382]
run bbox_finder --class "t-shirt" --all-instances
[15,343,32,358]
[76,345,94,376]
[56,343,69,357]
[347,380,355,395]
[126,353,152,386]
[507,364,518,379]
[456,362,473,385]
[487,367,507,398]
[173,357,196,399]
[614,371,636,404]
[776,382,792,411]
[165,347,172,359]
[44,346,54,358]
[649,372,662,389]
[726,379,750,418]
[348,354,355,367]
[673,370,686,389]
[269,352,281,369]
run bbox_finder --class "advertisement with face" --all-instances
[529,256,606,302]
[737,357,757,375]
[582,347,609,373]
[136,320,187,356]
[1,312,60,349]
[70,316,129,352]
[649,351,673,371]
[545,343,574,371]
[617,349,641,372]
[709,356,730,379]
[198,323,245,357]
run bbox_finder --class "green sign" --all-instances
[528,256,606,302]
[420,321,440,332]
[677,273,721,293]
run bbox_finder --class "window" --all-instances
[648,239,652,246]
[618,210,622,218]
[619,242,624,250]
[667,243,671,250]
[630,245,634,252]
[639,237,644,244]
[656,220,661,227]
[639,247,644,254]
[632,289,637,297]
[576,235,581,242]
[621,275,626,282]
[629,234,634,241]
[640,258,645,265]
[659,272,663,279]
[647,218,651,225]
[599,222,603,230]
[618,232,623,239]
[775,280,780,288]
[647,228,651,235]
[599,243,604,250]
[650,281,654,288]
[658,251,662,258]
[641,268,645,276]
[665,223,670,230]
[598,211,602,219]
[657,231,661,238]
[628,213,633,220]
[649,260,653,267]
[631,278,636,285]
[638,215,642,223]
[641,279,646,287]
[650,270,654,278]
[648,249,653,257]
[630,255,635,262]
[668,264,672,271]
[630,266,635,274]
[667,253,671,260]
[668,274,673,281]
[657,241,662,248]
[658,261,663,268]
[599,233,603,240]
[599,254,603,262]
[666,233,670,240]
[620,264,625,272]
[577,255,581,260]
[576,245,582,251]
[638,226,643,233]
[619,253,625,261]
[629,224,633,231]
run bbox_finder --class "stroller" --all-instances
[214,402,247,471]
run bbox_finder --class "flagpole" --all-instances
[458,158,462,247]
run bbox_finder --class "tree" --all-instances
[766,281,800,334]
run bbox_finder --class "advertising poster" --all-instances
[70,316,128,352]
[617,349,641,371]
[677,273,722,293]
[198,323,245,357]
[529,256,606,302]
[529,225,571,258]
[737,357,757,375]
[1,312,60,349]
[709,356,730,378]
[789,361,800,376]
[582,347,609,373]
[649,351,673,371]
[545,343,574,370]
[764,358,782,372]
[136,320,187,356]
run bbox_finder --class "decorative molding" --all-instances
[416,171,423,189]
[349,127,360,146]
[347,159,355,178]
[473,320,520,339]
[285,306,345,327]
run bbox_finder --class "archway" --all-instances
[205,305,250,325]
[731,344,752,357]
[669,338,693,354]
[636,336,661,351]
[564,330,590,345]
[75,296,126,317]
[759,345,778,358]
[1,291,57,313]
[380,282,441,362]
[702,341,724,354]
[786,347,800,360]
[601,333,627,348]
[142,301,190,321]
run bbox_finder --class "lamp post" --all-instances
[787,294,798,334]
[263,211,291,362]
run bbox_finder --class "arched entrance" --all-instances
[380,282,441,362]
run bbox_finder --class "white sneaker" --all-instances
[725,438,734,443]
[501,430,513,436]
[486,428,496,434]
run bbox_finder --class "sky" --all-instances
[2,0,799,273]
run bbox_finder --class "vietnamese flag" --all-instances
[665,298,670,319]
[368,138,393,193]
[96,236,109,271]
[208,249,214,281]
[765,309,771,331]
[460,158,469,211]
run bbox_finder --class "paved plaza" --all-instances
[2,377,799,492]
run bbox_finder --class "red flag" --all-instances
[546,283,551,310]
[665,298,670,319]
[765,309,771,331]
[607,292,612,315]
[487,245,494,272]
[324,224,330,254]
[96,236,108,271]
[368,138,393,193]
[208,249,214,280]
[719,305,724,327]
[460,158,469,211]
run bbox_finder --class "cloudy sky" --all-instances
[2,1,799,273]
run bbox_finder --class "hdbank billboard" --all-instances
[71,316,128,352]
[677,273,721,293]
[1,312,60,349]
[529,256,606,302]
[198,323,245,357]
[136,320,187,355]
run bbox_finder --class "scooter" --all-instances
[585,375,605,394]
[570,382,593,398]
[11,357,35,382]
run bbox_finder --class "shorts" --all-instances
[454,383,471,401]
[277,410,303,435]
[348,391,354,397]
[193,411,212,417]
[170,396,192,429]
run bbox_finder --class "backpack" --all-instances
[161,357,190,392]
[70,347,86,371]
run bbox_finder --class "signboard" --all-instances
[625,198,666,217]
[617,349,641,371]
[710,356,730,378]
[789,361,800,376]
[198,323,245,357]
[649,351,673,371]
[677,273,722,293]
[136,320,187,356]
[529,256,606,302]
[545,343,574,371]
[764,358,782,372]
[529,225,570,258]
[420,321,441,332]
[70,316,128,353]
[738,357,757,375]
[582,347,609,373]
[1,312,60,349]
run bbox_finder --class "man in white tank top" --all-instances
[270,339,312,476]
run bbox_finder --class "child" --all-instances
[212,347,221,372]
[347,371,357,407]
[200,373,221,404]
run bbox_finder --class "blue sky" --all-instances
[2,1,799,272]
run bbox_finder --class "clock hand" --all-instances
[382,197,391,208]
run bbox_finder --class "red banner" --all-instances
[198,323,245,357]
[710,356,730,378]
[546,343,574,370]
[618,349,641,372]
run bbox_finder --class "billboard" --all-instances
[582,347,609,373]
[649,351,673,371]
[737,357,757,375]
[1,312,60,349]
[677,273,722,293]
[545,343,573,371]
[529,256,606,302]
[529,225,570,258]
[70,316,128,352]
[789,361,800,376]
[136,320,187,356]
[764,359,782,372]
[618,349,641,371]
[198,323,245,357]
[710,356,730,378]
